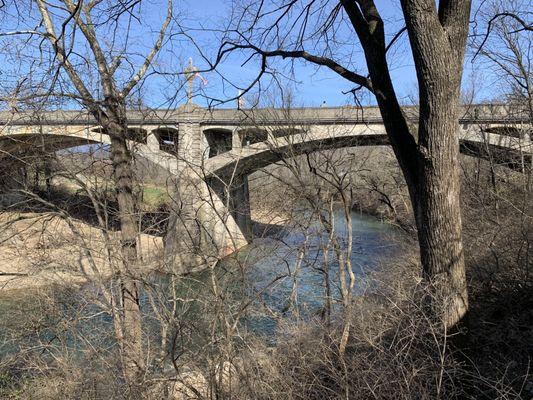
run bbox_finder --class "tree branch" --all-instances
[473,11,533,60]
[121,0,173,97]
[218,42,374,92]
[35,0,95,107]
[62,0,114,97]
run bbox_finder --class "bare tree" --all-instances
[0,0,174,392]
[210,0,473,329]
[472,0,532,187]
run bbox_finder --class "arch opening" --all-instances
[126,128,148,144]
[239,128,268,146]
[204,128,232,158]
[153,127,179,155]
[0,133,102,159]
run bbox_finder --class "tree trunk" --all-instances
[347,0,472,328]
[107,120,145,391]
[415,96,468,328]
[399,0,472,328]
[364,29,468,328]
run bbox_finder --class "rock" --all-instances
[171,369,208,400]
[214,360,240,394]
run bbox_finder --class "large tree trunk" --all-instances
[107,119,145,391]
[415,93,468,328]
[400,0,472,328]
[343,0,471,328]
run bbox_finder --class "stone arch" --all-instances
[126,128,148,143]
[206,130,530,179]
[206,134,389,178]
[460,140,531,169]
[203,128,233,158]
[0,133,103,159]
[239,128,268,146]
[0,132,107,196]
[152,127,179,155]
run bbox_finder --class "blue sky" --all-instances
[156,0,499,108]
[171,0,419,108]
[0,0,515,110]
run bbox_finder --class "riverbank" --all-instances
[0,211,163,291]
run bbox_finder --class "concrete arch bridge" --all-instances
[0,104,531,264]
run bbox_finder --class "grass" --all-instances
[47,176,169,210]
[141,185,169,209]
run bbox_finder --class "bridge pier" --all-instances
[163,108,250,271]
[208,174,253,242]
[164,172,251,270]
[229,175,252,242]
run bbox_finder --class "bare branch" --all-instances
[218,41,374,92]
[473,11,533,60]
[35,0,95,106]
[121,0,173,97]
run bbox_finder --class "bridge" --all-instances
[0,103,531,264]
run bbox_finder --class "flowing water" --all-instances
[223,207,404,335]
[0,208,405,357]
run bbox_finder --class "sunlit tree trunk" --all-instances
[106,118,145,389]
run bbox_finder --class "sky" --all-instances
[171,0,419,108]
[0,0,521,110]
[145,0,509,109]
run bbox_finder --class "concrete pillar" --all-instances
[164,115,205,270]
[229,175,253,242]
[164,106,249,271]
[199,177,250,254]
[177,122,202,169]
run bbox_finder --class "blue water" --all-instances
[0,209,403,358]
[223,208,403,335]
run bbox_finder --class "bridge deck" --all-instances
[0,103,530,126]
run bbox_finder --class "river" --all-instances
[0,207,405,358]
[223,207,403,335]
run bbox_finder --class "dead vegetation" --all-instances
[1,148,530,399]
